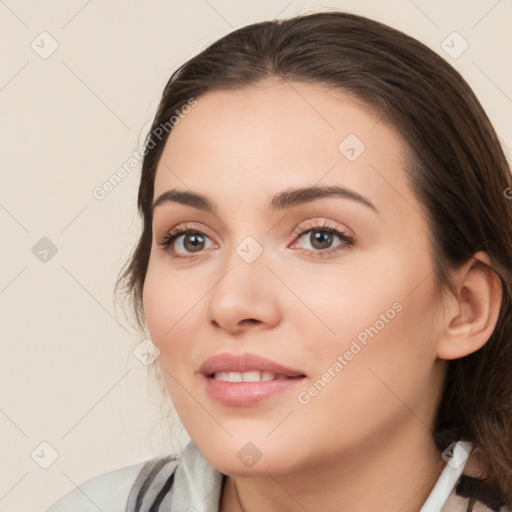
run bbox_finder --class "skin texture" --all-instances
[142,80,502,512]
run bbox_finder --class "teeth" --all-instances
[212,371,286,382]
[242,371,264,382]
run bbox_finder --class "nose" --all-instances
[206,246,281,335]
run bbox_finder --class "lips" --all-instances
[200,353,307,406]
[199,353,306,378]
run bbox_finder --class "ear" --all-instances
[437,251,503,360]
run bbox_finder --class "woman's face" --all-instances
[143,80,448,476]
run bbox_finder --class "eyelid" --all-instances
[291,218,354,240]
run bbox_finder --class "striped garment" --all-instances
[46,440,511,511]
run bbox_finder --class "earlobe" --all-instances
[437,251,503,360]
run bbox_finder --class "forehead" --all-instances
[153,80,417,217]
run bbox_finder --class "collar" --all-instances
[169,440,474,512]
[421,440,473,511]
[170,440,224,512]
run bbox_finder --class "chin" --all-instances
[195,436,303,477]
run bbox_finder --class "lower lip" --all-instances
[202,374,306,406]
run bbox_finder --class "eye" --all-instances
[290,220,355,258]
[157,223,215,259]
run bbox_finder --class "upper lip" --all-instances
[199,353,306,378]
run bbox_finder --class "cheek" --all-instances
[142,270,198,403]
[142,256,202,342]
[283,252,402,355]
[142,271,171,343]
[293,296,438,447]
[142,259,213,400]
[296,249,441,396]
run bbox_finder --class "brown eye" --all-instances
[291,222,355,258]
[158,226,216,259]
[308,231,335,250]
[179,232,206,253]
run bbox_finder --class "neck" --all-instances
[219,425,446,512]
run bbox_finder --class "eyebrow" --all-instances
[152,185,379,215]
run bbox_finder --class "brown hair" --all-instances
[115,10,512,502]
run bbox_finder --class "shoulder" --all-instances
[45,455,180,512]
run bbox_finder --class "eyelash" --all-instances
[156,220,355,260]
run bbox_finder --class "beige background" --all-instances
[0,1,510,510]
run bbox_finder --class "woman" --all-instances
[47,9,512,512]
